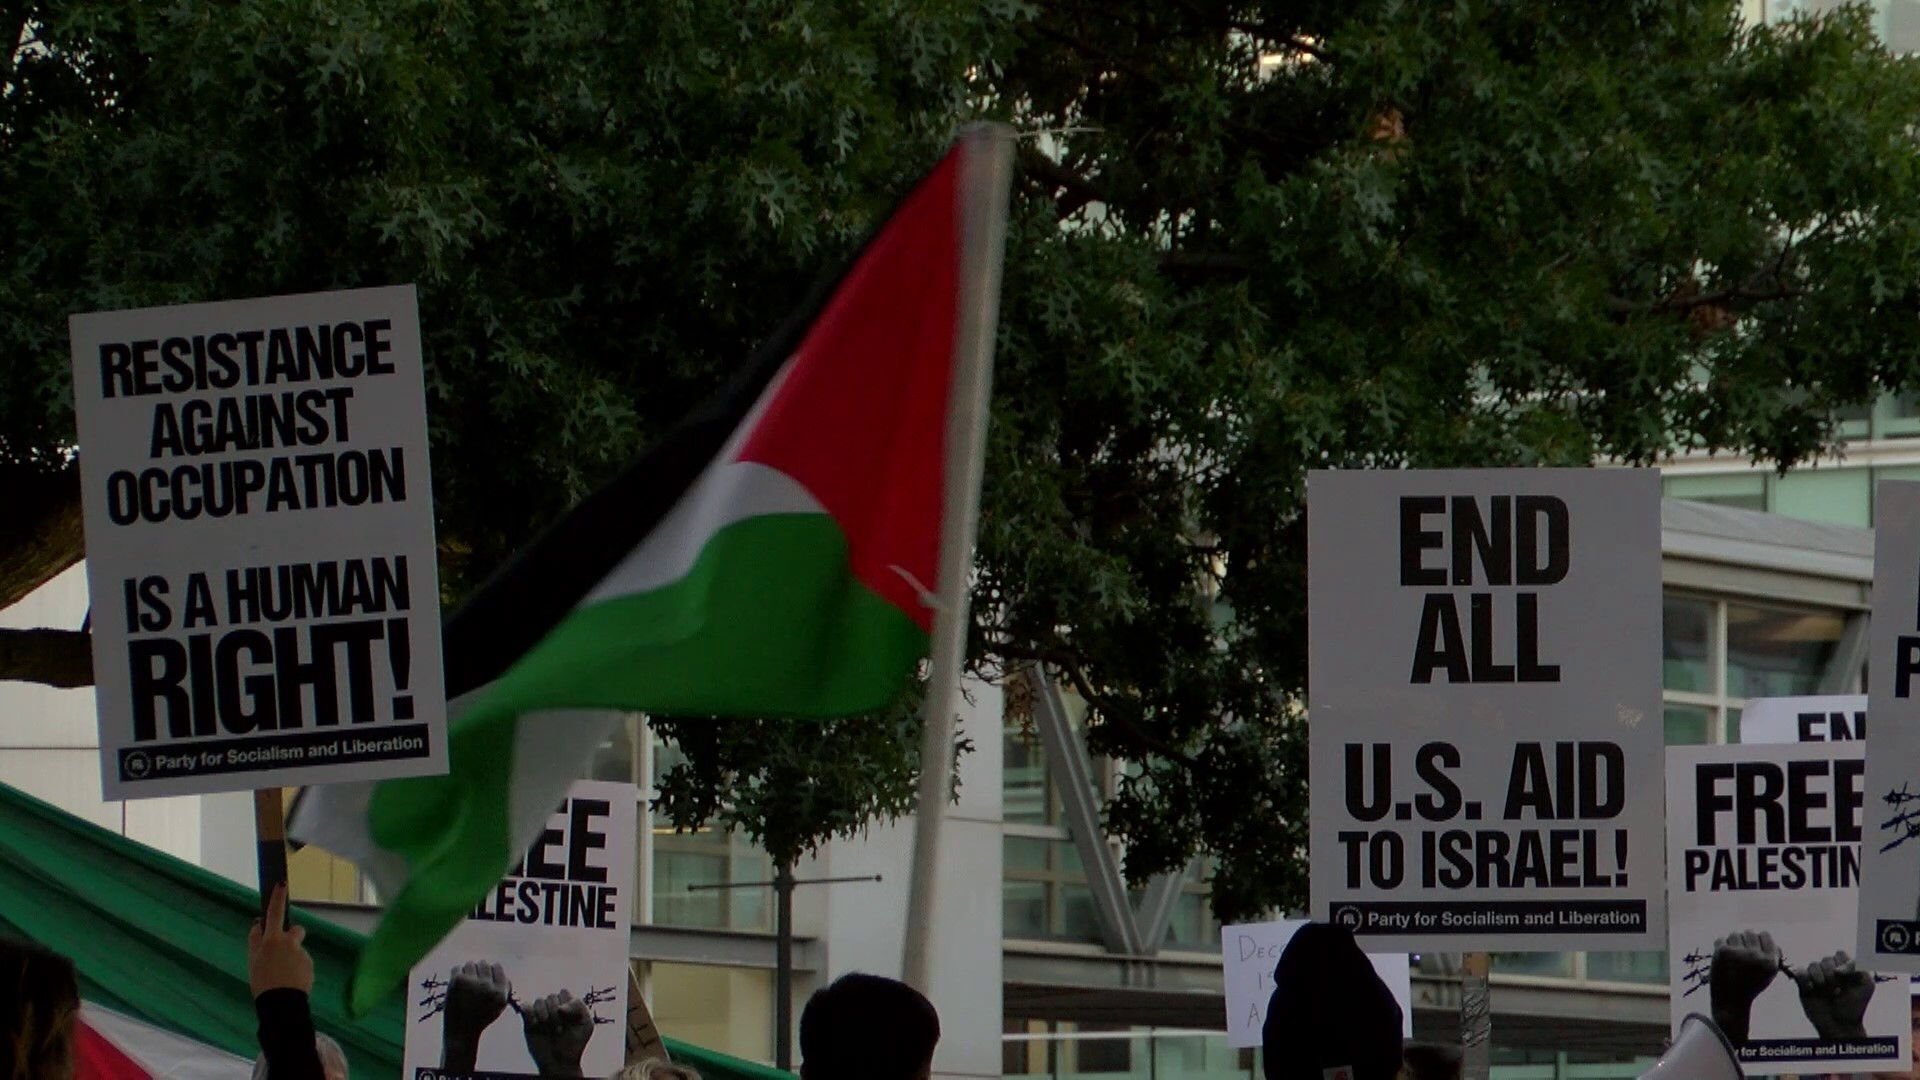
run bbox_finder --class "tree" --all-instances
[7,0,1920,921]
[974,0,1920,920]
[0,0,1013,871]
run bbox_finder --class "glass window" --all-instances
[1005,836,1051,872]
[1160,859,1222,951]
[1725,604,1843,699]
[1586,950,1669,984]
[1163,892,1213,949]
[649,734,774,932]
[1060,884,1102,941]
[1664,473,1766,512]
[1880,389,1920,437]
[1492,952,1574,978]
[1771,469,1871,527]
[1003,880,1046,939]
[1003,1020,1050,1075]
[1663,597,1714,692]
[1769,1,1920,57]
[1004,723,1048,826]
[1003,835,1105,944]
[1069,1026,1133,1073]
[652,849,729,929]
[646,962,773,1064]
[1664,704,1711,746]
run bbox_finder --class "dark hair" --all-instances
[1402,1042,1464,1080]
[0,937,80,1080]
[1262,924,1403,1080]
[798,974,939,1080]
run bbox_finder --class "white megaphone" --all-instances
[1638,1014,1744,1079]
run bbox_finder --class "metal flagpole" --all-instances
[901,123,1014,994]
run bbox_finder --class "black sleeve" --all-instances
[254,988,326,1080]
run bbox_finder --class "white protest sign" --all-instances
[1307,469,1664,950]
[1862,481,1920,969]
[1668,741,1908,1074]
[405,781,637,1080]
[1220,920,1412,1049]
[68,287,446,799]
[1741,696,1867,746]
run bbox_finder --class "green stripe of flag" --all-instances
[350,511,926,1012]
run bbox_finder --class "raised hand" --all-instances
[248,885,313,997]
[522,990,593,1078]
[440,961,510,1073]
[1794,951,1874,1041]
[1709,930,1782,1045]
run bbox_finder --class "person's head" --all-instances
[1261,923,1403,1080]
[250,1033,348,1080]
[798,973,939,1080]
[1401,1041,1463,1080]
[0,937,80,1080]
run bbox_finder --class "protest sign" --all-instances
[1862,481,1920,969]
[68,287,445,799]
[1669,741,1908,1074]
[1741,696,1867,746]
[1219,920,1412,1049]
[622,969,670,1068]
[1307,469,1664,950]
[405,780,637,1080]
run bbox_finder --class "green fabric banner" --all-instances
[0,781,789,1079]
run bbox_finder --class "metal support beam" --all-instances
[1132,869,1184,955]
[1818,612,1870,693]
[1031,665,1145,956]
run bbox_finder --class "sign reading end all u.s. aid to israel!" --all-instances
[68,286,447,800]
[1307,469,1665,951]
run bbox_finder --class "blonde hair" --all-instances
[613,1062,701,1080]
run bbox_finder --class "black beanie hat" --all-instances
[1261,923,1404,1080]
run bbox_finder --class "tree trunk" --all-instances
[0,465,85,612]
[0,627,93,688]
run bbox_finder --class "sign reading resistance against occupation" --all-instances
[1668,741,1908,1075]
[1307,469,1665,950]
[404,781,638,1080]
[1862,481,1920,969]
[68,286,447,799]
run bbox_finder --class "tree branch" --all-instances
[992,638,1200,767]
[1607,231,1812,318]
[0,466,85,611]
[1018,142,1107,218]
[1160,249,1251,275]
[1227,21,1331,63]
[0,0,29,87]
[0,627,93,688]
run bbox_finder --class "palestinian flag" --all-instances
[77,1004,253,1080]
[0,779,790,1080]
[290,126,1012,1014]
